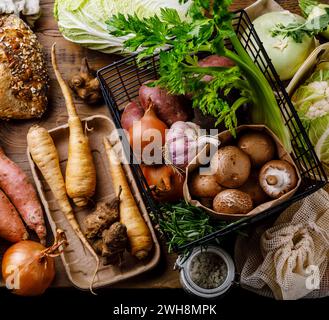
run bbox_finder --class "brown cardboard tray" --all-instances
[27,115,160,290]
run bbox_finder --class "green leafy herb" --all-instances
[271,7,329,43]
[158,201,226,253]
[107,0,291,149]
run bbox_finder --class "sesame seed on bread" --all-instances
[0,14,49,119]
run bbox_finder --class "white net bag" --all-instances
[235,189,329,300]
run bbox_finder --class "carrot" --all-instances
[0,189,28,243]
[27,125,99,293]
[51,43,96,207]
[0,147,46,244]
[103,137,153,260]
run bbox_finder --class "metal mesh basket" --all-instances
[97,9,327,252]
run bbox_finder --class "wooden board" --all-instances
[0,0,303,289]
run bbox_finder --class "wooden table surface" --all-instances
[0,0,300,289]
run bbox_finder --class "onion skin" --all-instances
[121,100,144,131]
[129,105,167,160]
[2,241,55,296]
[141,165,184,203]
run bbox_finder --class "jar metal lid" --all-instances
[176,246,235,299]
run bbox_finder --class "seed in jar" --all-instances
[189,252,228,289]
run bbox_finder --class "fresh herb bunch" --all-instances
[158,201,226,252]
[271,7,329,43]
[107,0,291,149]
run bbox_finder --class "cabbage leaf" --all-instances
[309,114,329,171]
[54,0,190,54]
[292,67,329,172]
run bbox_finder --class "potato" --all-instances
[139,81,191,126]
[189,171,223,198]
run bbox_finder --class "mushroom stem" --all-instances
[266,175,278,186]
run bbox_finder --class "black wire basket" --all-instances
[97,9,328,252]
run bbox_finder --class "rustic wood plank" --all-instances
[0,0,301,289]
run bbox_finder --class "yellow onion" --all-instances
[1,230,67,296]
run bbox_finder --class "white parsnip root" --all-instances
[51,43,96,207]
[27,125,99,294]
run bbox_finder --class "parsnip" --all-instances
[51,43,96,207]
[27,125,99,293]
[103,137,153,260]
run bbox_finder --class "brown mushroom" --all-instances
[237,131,276,167]
[189,171,223,198]
[213,189,253,215]
[238,170,269,206]
[259,160,298,198]
[210,146,251,188]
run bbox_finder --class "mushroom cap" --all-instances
[189,171,223,198]
[239,170,269,205]
[213,189,253,214]
[259,160,298,198]
[210,146,251,188]
[237,131,276,167]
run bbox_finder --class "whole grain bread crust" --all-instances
[0,14,49,119]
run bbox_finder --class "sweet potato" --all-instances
[0,189,28,243]
[0,147,46,244]
[139,81,191,126]
[121,100,144,131]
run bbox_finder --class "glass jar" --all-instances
[175,246,235,299]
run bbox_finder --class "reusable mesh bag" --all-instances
[235,189,329,300]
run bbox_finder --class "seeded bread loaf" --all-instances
[0,14,49,119]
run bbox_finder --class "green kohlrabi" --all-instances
[292,66,329,172]
[252,11,315,80]
[54,0,190,54]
